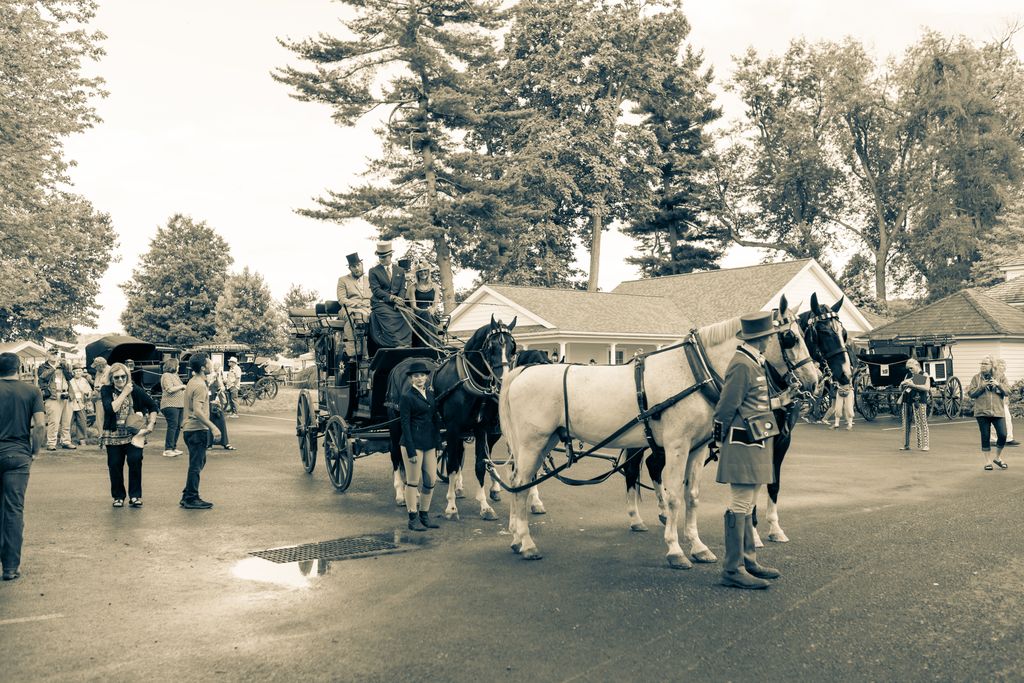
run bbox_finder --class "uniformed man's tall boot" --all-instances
[720,510,769,590]
[743,514,780,579]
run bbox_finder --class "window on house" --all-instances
[614,351,624,364]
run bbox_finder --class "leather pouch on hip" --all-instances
[744,411,781,442]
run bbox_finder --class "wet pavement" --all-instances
[2,412,1023,681]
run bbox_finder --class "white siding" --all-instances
[763,264,871,335]
[953,341,999,383]
[449,292,544,333]
[991,341,1024,384]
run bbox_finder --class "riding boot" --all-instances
[418,487,439,528]
[743,514,780,579]
[721,511,769,590]
[408,512,427,532]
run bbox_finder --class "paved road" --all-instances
[2,412,1022,682]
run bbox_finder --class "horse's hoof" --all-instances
[455,488,465,499]
[530,504,546,515]
[444,510,459,521]
[667,553,693,570]
[768,532,790,543]
[489,490,501,502]
[522,548,543,561]
[630,522,648,532]
[658,514,667,526]
[510,542,522,554]
[481,509,498,521]
[396,498,406,508]
[754,538,765,549]
[690,549,717,563]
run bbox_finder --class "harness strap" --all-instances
[684,330,724,405]
[633,356,665,458]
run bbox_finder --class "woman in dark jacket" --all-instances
[99,362,159,508]
[399,360,443,531]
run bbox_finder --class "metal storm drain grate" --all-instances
[250,533,423,564]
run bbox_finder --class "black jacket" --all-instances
[399,384,442,451]
[99,384,159,431]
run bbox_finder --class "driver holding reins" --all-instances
[710,311,784,590]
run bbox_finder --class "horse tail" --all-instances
[499,366,528,456]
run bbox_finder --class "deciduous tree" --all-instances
[216,268,286,357]
[120,215,231,348]
[281,283,320,356]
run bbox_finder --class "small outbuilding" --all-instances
[867,289,1024,383]
[0,340,50,380]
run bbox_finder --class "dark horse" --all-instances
[621,294,852,544]
[420,316,521,520]
[386,316,517,511]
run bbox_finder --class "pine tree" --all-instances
[215,268,286,357]
[274,0,503,311]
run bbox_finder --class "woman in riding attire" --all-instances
[710,312,783,590]
[399,361,443,531]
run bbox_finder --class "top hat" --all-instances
[397,258,411,271]
[406,360,433,376]
[345,252,362,268]
[736,311,777,341]
[375,241,393,256]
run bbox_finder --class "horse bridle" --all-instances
[460,324,517,394]
[805,310,851,366]
[774,311,816,389]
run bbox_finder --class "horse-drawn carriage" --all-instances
[288,301,446,492]
[85,335,179,397]
[180,343,281,405]
[853,334,964,421]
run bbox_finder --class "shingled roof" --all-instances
[984,276,1024,306]
[867,289,1024,339]
[612,259,810,326]
[486,285,692,335]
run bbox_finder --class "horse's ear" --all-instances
[779,294,789,316]
[508,316,517,331]
[831,295,844,313]
[810,292,819,314]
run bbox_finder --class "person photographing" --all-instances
[968,357,1010,470]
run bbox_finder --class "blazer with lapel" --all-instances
[399,384,442,451]
[368,264,407,308]
[713,345,775,485]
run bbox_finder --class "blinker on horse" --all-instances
[499,296,821,565]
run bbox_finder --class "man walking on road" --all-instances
[180,353,220,509]
[0,352,46,581]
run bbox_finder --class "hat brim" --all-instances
[376,251,393,257]
[736,329,776,341]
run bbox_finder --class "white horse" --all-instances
[499,298,821,567]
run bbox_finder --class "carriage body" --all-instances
[854,334,963,421]
[85,335,181,397]
[288,300,449,491]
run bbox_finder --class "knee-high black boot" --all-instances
[721,511,769,590]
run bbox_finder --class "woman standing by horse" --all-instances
[399,361,443,531]
[711,312,783,589]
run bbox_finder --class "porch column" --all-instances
[608,343,618,365]
[558,341,567,362]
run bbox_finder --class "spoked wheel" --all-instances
[856,389,878,421]
[943,377,963,419]
[324,416,354,492]
[256,376,279,400]
[811,390,833,423]
[240,385,257,406]
[297,390,317,473]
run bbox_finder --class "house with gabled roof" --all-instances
[448,258,874,364]
[867,289,1024,382]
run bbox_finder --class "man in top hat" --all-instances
[37,347,74,451]
[710,311,782,590]
[337,252,372,357]
[367,241,411,352]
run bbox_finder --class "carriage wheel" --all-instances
[240,385,257,406]
[297,390,317,474]
[323,416,354,492]
[256,376,279,400]
[812,390,832,423]
[856,389,878,421]
[943,377,963,419]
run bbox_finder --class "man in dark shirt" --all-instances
[0,352,45,581]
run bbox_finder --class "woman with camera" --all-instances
[99,363,159,507]
[968,356,1010,470]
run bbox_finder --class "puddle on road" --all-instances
[231,530,432,589]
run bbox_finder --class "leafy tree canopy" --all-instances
[120,215,232,348]
[215,267,286,357]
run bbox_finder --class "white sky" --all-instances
[64,0,1024,333]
